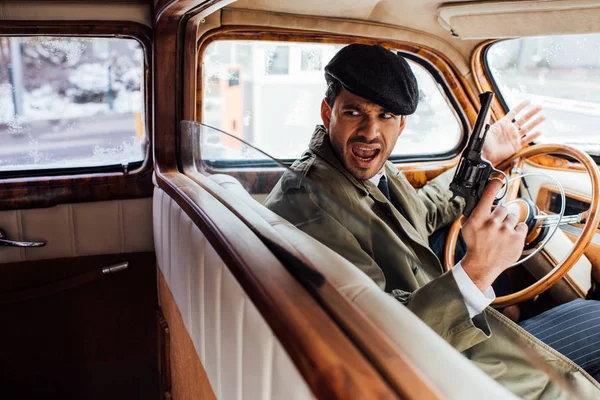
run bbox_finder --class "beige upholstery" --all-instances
[0,198,154,263]
[220,7,471,76]
[152,188,314,400]
[438,0,600,39]
[0,1,151,26]
[208,174,516,399]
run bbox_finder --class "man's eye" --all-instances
[381,113,393,119]
[345,110,360,116]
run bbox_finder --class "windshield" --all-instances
[486,34,600,155]
[180,120,582,397]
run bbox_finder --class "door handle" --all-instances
[0,229,46,247]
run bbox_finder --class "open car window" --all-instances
[486,34,600,155]
[201,40,463,162]
[0,36,146,174]
[180,120,583,397]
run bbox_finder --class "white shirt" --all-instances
[370,171,495,318]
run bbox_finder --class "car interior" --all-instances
[1,0,599,399]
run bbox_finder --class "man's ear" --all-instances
[321,98,332,130]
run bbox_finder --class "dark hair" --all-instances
[325,76,342,107]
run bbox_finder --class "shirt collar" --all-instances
[368,168,386,187]
[308,125,399,194]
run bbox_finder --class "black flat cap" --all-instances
[325,44,419,115]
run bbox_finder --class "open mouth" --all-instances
[350,144,381,167]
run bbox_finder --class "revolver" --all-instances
[450,91,504,217]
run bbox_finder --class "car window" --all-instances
[0,36,146,173]
[486,34,600,154]
[201,40,462,162]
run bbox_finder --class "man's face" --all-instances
[321,88,406,180]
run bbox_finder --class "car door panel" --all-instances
[0,198,153,263]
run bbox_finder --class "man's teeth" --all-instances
[353,146,378,158]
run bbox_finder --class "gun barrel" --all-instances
[468,92,494,148]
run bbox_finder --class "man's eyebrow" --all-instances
[340,103,364,110]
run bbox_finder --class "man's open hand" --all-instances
[482,100,545,165]
[460,179,528,291]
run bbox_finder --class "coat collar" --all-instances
[308,125,402,199]
[308,125,369,195]
[308,125,430,249]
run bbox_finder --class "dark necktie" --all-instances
[377,175,408,219]
[377,175,392,201]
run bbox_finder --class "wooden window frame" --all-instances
[188,27,480,191]
[0,21,153,210]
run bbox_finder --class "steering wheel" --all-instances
[443,143,600,307]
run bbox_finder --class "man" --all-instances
[265,44,600,398]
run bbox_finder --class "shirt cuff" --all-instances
[451,262,495,318]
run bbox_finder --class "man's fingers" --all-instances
[515,222,528,237]
[492,205,509,223]
[504,212,519,229]
[471,179,504,220]
[515,105,543,127]
[519,115,546,135]
[521,130,542,147]
[505,100,531,120]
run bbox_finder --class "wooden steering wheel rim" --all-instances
[443,144,600,308]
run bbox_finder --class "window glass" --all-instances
[487,34,600,154]
[201,40,462,161]
[0,36,146,172]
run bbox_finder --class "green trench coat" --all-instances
[265,126,600,399]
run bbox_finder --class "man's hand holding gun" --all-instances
[449,92,528,291]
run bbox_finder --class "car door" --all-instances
[0,8,158,399]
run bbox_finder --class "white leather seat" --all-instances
[207,173,516,400]
[153,187,314,399]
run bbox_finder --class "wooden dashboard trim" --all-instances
[525,154,587,173]
[155,171,401,399]
[0,21,154,210]
[536,184,592,213]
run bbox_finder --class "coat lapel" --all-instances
[308,125,434,259]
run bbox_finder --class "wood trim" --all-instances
[537,184,592,212]
[183,14,202,121]
[195,27,478,126]
[0,21,154,210]
[158,270,215,400]
[192,27,478,190]
[397,159,457,188]
[184,168,444,399]
[204,158,456,195]
[155,171,399,398]
[525,154,587,173]
[157,309,173,400]
[470,40,505,120]
[154,0,227,172]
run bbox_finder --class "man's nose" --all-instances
[358,117,380,141]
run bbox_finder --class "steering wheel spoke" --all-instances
[535,212,585,227]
